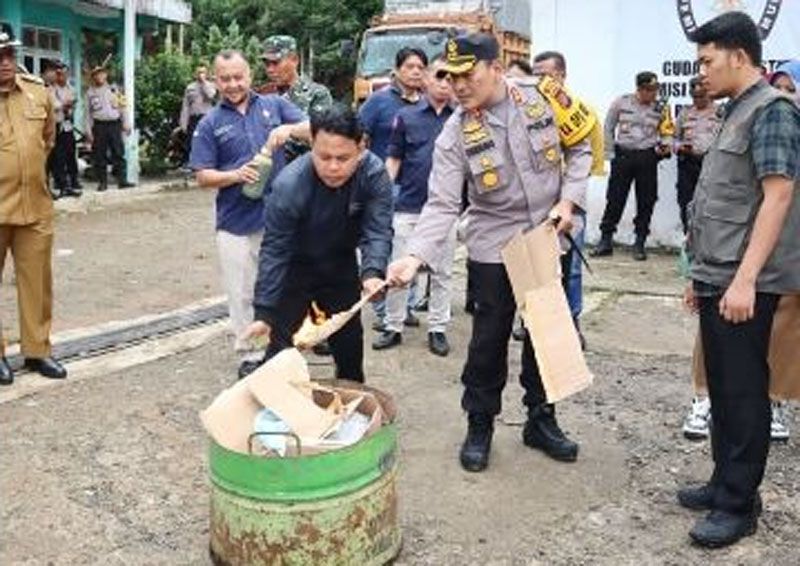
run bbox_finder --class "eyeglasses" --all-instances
[434,70,450,81]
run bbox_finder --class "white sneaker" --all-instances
[771,401,790,442]
[683,397,711,440]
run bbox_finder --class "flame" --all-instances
[310,302,328,325]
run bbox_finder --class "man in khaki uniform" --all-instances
[0,32,68,384]
[388,33,592,472]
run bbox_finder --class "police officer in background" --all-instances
[46,61,81,198]
[675,77,720,233]
[85,63,134,191]
[0,32,68,384]
[388,33,592,472]
[179,64,216,163]
[593,71,673,260]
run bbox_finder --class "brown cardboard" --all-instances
[199,377,262,454]
[501,224,562,307]
[246,349,341,439]
[201,348,387,456]
[501,223,593,403]
[522,284,593,402]
[693,294,800,400]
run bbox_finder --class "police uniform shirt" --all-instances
[604,93,669,153]
[675,103,721,156]
[406,79,592,265]
[84,83,122,130]
[179,80,216,130]
[52,83,76,127]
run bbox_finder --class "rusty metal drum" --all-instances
[208,382,401,565]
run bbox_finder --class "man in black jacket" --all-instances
[244,105,393,381]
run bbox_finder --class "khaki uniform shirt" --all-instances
[0,74,55,225]
[604,93,671,156]
[84,83,124,130]
[408,78,592,265]
[179,79,216,131]
[675,103,721,156]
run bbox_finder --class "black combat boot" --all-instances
[590,233,613,257]
[632,235,647,261]
[522,404,579,462]
[459,413,494,472]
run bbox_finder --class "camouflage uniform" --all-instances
[261,35,333,161]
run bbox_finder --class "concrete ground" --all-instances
[1,185,797,565]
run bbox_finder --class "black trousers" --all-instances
[184,114,203,164]
[676,154,703,233]
[461,253,573,416]
[599,147,659,238]
[699,291,779,513]
[92,120,127,184]
[49,126,79,190]
[263,267,364,382]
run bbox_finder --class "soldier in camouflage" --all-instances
[261,35,333,122]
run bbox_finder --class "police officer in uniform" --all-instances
[47,61,81,198]
[0,32,68,384]
[388,33,592,472]
[593,72,673,260]
[261,35,333,162]
[85,63,134,191]
[675,77,720,233]
[179,64,216,164]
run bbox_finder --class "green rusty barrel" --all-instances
[208,381,401,565]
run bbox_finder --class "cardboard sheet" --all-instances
[501,223,593,403]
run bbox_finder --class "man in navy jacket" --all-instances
[244,105,393,381]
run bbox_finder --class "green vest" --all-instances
[689,81,800,294]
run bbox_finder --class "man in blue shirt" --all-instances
[190,49,309,379]
[373,56,456,357]
[358,47,427,160]
[359,47,427,329]
[244,105,393,382]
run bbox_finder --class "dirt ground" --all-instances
[1,186,797,565]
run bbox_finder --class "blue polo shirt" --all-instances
[190,92,306,235]
[358,84,422,160]
[386,98,454,213]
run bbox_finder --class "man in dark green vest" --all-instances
[680,12,800,548]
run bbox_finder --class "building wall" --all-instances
[532,0,800,247]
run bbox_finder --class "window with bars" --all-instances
[22,26,62,52]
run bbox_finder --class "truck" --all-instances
[353,0,531,104]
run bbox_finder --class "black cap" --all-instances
[636,71,658,88]
[442,33,499,75]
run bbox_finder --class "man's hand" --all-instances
[655,144,672,158]
[548,200,575,234]
[265,125,296,153]
[235,163,260,185]
[677,143,693,156]
[387,256,423,288]
[362,277,386,302]
[683,283,698,314]
[242,320,271,346]
[720,276,756,324]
